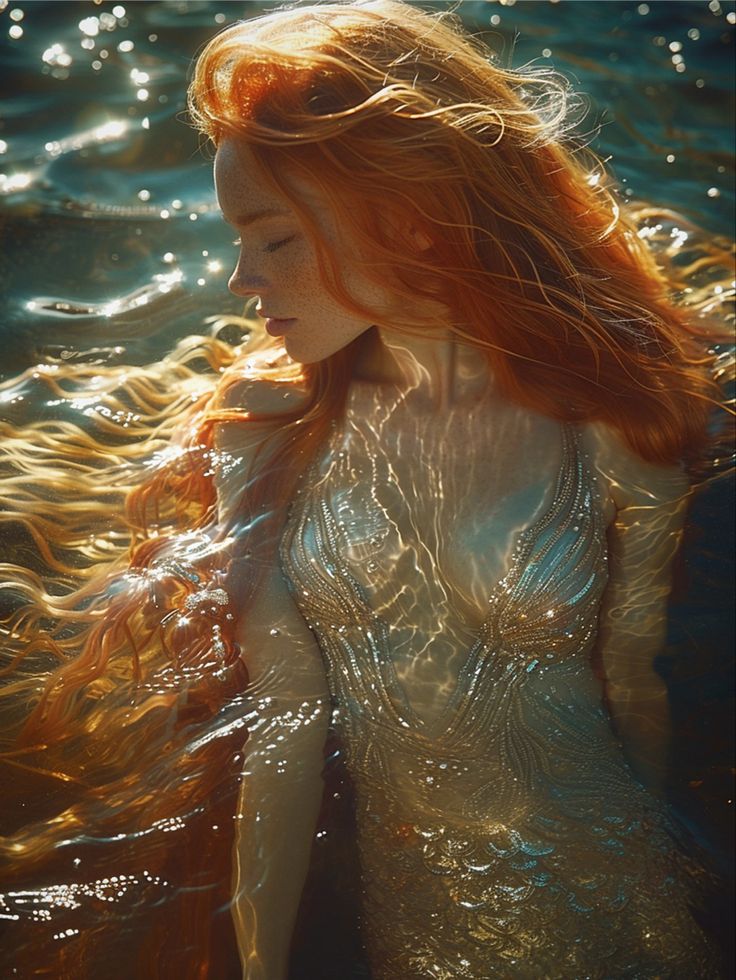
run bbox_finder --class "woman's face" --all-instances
[214,138,393,364]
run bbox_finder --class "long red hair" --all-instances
[188,0,728,463]
[1,2,731,976]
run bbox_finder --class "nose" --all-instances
[227,257,268,298]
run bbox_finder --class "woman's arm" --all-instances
[214,379,329,980]
[589,424,691,798]
[228,562,329,980]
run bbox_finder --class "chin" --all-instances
[283,340,346,365]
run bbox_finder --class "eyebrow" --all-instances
[228,207,291,228]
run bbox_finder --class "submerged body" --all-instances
[220,344,719,977]
[274,373,716,978]
[4,3,726,977]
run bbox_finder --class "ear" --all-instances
[409,225,433,252]
[379,209,434,253]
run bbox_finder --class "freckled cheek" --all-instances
[277,265,325,315]
[275,250,338,316]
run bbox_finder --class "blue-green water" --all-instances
[0,1,734,374]
[0,2,734,977]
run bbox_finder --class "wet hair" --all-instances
[0,2,731,973]
[188,0,727,466]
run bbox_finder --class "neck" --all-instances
[352,326,490,409]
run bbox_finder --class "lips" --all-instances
[264,317,297,337]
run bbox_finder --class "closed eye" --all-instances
[263,234,297,253]
[231,235,297,253]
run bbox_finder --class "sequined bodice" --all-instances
[281,416,611,766]
[280,393,716,979]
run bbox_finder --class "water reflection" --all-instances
[0,1,733,976]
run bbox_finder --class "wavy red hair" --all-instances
[0,2,732,975]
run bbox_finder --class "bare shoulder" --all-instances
[214,374,309,415]
[211,376,309,526]
[579,420,691,512]
[213,375,309,452]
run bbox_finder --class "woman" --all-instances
[1,1,730,978]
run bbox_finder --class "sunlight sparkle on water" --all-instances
[43,120,128,159]
[79,16,99,37]
[1,872,168,925]
[101,13,117,30]
[670,227,689,249]
[42,44,73,68]
[96,120,127,140]
[0,172,31,194]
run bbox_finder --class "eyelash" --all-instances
[231,235,296,254]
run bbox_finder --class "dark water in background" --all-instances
[0,0,734,373]
[0,1,734,976]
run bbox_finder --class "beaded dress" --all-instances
[280,384,716,979]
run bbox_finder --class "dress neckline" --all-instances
[285,422,583,738]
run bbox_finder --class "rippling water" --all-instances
[0,1,733,374]
[0,1,734,977]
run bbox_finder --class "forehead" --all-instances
[214,139,286,220]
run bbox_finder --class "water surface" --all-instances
[0,2,733,977]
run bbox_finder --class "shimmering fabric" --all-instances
[280,401,717,979]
